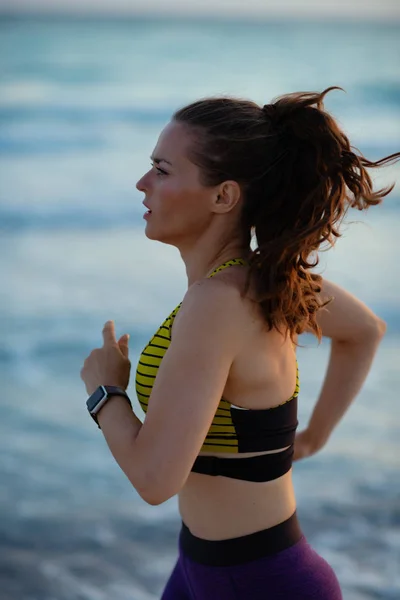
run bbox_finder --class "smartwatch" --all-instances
[86,385,132,428]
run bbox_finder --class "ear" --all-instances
[213,180,242,214]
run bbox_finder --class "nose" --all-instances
[136,169,151,193]
[136,176,146,193]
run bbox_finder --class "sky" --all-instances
[1,0,400,21]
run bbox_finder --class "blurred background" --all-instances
[0,1,399,599]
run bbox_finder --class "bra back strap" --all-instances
[190,445,294,482]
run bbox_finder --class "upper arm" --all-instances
[132,279,243,505]
[307,278,386,342]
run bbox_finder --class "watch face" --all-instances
[86,386,106,412]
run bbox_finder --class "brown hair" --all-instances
[173,87,399,342]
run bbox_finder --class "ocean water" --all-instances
[0,15,400,600]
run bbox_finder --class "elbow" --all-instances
[368,317,387,341]
[376,318,387,338]
[358,317,387,344]
[138,487,175,506]
[133,471,176,506]
[127,449,178,506]
[130,476,163,506]
[138,491,161,506]
[334,316,387,346]
[129,479,164,506]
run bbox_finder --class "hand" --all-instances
[80,320,131,396]
[293,428,322,462]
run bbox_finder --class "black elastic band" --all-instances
[191,445,294,482]
[180,511,303,566]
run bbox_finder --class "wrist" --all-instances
[86,385,132,428]
[97,394,130,421]
[305,425,329,453]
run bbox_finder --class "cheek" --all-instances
[160,178,180,197]
[155,178,188,211]
[154,177,209,226]
[177,196,210,232]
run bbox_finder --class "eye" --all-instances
[151,162,168,177]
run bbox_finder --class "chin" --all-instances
[144,225,175,246]
[144,228,158,241]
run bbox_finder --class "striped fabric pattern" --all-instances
[134,258,299,454]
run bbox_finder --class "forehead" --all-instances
[153,121,193,165]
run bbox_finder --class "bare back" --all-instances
[174,266,298,540]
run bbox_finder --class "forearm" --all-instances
[307,331,385,449]
[97,396,144,492]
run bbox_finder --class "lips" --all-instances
[142,201,152,220]
[142,201,152,215]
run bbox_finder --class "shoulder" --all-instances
[169,275,245,348]
[181,274,244,319]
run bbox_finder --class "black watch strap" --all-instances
[86,385,132,428]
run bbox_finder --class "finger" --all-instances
[102,320,117,346]
[118,334,130,358]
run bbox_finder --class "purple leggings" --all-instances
[161,513,342,599]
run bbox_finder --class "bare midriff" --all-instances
[178,456,296,540]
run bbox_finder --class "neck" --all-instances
[178,235,250,287]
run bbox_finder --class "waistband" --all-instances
[179,511,303,566]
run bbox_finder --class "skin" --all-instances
[81,120,386,541]
[137,120,248,286]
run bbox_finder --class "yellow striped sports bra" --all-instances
[135,258,299,482]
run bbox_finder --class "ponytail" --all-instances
[174,88,400,341]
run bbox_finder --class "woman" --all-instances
[80,87,398,599]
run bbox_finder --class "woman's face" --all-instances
[136,121,216,246]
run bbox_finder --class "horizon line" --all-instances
[1,9,400,24]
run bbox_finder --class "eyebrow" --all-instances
[150,155,173,166]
